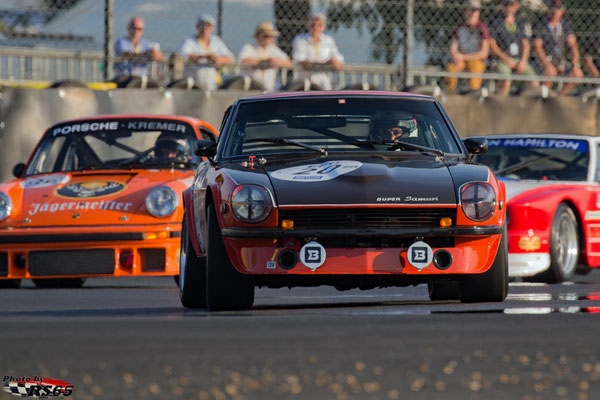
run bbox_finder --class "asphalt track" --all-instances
[1,272,600,400]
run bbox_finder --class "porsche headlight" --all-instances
[461,182,496,222]
[231,185,272,223]
[145,186,178,218]
[0,192,12,222]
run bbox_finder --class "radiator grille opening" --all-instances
[278,208,457,229]
[0,252,7,276]
[29,249,115,276]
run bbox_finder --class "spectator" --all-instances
[532,0,583,95]
[239,22,291,92]
[489,0,537,95]
[114,17,162,78]
[446,0,490,93]
[583,18,600,78]
[291,13,344,90]
[179,14,234,91]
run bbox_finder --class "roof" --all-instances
[238,90,433,101]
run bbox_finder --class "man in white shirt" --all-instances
[239,22,291,92]
[179,14,234,91]
[292,13,345,90]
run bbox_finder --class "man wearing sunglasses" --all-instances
[114,17,163,78]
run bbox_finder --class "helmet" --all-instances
[370,111,416,142]
[155,133,191,162]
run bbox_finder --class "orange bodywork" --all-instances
[0,115,218,280]
[211,170,506,277]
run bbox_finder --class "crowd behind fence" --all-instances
[1,0,600,94]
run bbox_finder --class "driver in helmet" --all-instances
[371,119,412,142]
[154,132,191,163]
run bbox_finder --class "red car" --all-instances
[178,91,508,310]
[475,134,599,282]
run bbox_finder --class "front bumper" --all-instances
[221,225,504,276]
[0,224,181,279]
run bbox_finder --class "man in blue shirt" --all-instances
[489,0,536,95]
[531,0,582,95]
[114,17,163,78]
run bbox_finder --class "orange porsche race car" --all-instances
[0,115,218,288]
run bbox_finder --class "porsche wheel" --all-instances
[33,278,86,288]
[179,211,207,308]
[0,279,21,288]
[539,204,578,283]
[428,281,459,301]
[205,203,254,311]
[459,228,508,303]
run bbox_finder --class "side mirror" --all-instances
[463,137,488,156]
[12,163,25,178]
[193,140,217,158]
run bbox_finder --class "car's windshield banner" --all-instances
[51,119,189,136]
[487,138,588,153]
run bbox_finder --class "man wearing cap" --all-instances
[291,13,345,90]
[239,22,291,92]
[114,17,163,78]
[532,0,583,95]
[446,0,490,93]
[179,14,234,91]
[489,0,537,95]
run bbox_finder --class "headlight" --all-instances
[231,185,273,223]
[145,186,178,218]
[0,192,12,222]
[461,182,496,221]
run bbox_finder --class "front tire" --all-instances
[205,203,254,311]
[428,281,460,301]
[459,228,508,303]
[538,204,578,283]
[179,211,207,308]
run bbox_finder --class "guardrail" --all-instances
[2,46,600,94]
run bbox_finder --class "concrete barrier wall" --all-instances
[1,87,599,182]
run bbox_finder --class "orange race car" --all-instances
[0,115,218,288]
[179,91,508,311]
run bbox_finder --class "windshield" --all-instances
[475,137,589,181]
[222,98,462,157]
[25,118,203,175]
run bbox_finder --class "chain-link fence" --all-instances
[1,0,600,92]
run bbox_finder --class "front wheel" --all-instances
[459,229,508,303]
[205,203,254,311]
[428,281,460,301]
[179,211,207,308]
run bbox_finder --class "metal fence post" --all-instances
[104,0,114,81]
[403,0,414,89]
[217,0,223,38]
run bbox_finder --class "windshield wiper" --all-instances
[361,139,445,157]
[246,138,328,156]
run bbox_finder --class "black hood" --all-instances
[255,155,457,206]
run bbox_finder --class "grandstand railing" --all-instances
[2,46,600,93]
